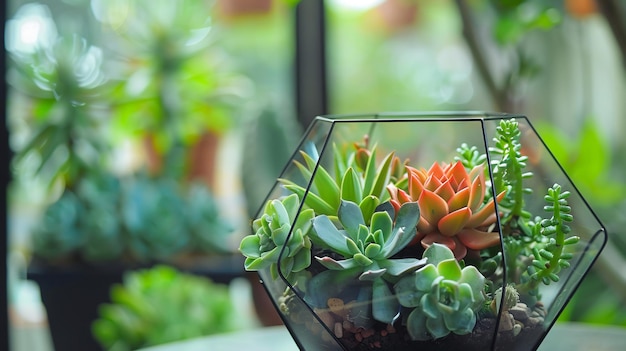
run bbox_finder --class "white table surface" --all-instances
[139,322,626,351]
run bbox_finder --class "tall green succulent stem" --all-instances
[490,119,531,229]
[519,184,579,295]
[508,152,525,222]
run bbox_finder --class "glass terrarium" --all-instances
[239,112,607,351]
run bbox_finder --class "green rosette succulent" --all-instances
[239,194,313,281]
[309,200,426,324]
[395,243,486,340]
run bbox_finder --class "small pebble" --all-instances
[316,309,336,328]
[498,312,515,332]
[334,322,343,338]
[509,305,530,321]
[327,298,347,318]
[526,316,543,327]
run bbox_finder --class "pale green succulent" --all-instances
[309,200,426,324]
[239,194,313,280]
[395,243,486,340]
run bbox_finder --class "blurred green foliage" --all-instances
[489,0,562,45]
[31,171,233,263]
[92,265,236,351]
[6,0,626,330]
[100,0,251,177]
[7,33,110,190]
[6,1,244,265]
[537,119,626,206]
[538,118,626,326]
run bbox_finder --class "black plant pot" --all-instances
[28,254,246,351]
[27,263,126,351]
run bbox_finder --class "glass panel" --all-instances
[481,117,607,351]
[247,113,608,350]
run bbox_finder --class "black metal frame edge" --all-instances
[2,0,11,349]
[295,0,328,130]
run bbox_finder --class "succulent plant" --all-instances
[121,176,190,260]
[76,173,124,261]
[279,141,398,222]
[31,171,234,264]
[239,193,314,281]
[309,200,426,324]
[388,160,506,259]
[102,0,248,179]
[185,182,234,253]
[489,118,533,231]
[518,184,580,295]
[238,115,604,351]
[395,243,486,340]
[31,191,84,261]
[92,265,235,351]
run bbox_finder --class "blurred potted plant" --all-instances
[96,0,250,188]
[216,0,274,20]
[239,113,606,350]
[92,265,236,351]
[6,2,248,350]
[371,0,420,33]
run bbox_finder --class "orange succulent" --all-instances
[387,161,506,259]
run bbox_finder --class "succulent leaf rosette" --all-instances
[239,193,313,281]
[388,161,506,259]
[309,200,426,324]
[395,243,486,340]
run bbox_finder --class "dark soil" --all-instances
[334,317,545,351]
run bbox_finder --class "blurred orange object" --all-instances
[565,0,597,18]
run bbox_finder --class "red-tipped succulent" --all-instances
[388,161,506,259]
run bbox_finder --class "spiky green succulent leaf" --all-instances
[281,182,335,216]
[300,151,341,210]
[341,168,363,204]
[279,143,397,218]
[362,148,395,200]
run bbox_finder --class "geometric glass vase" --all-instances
[240,112,607,351]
